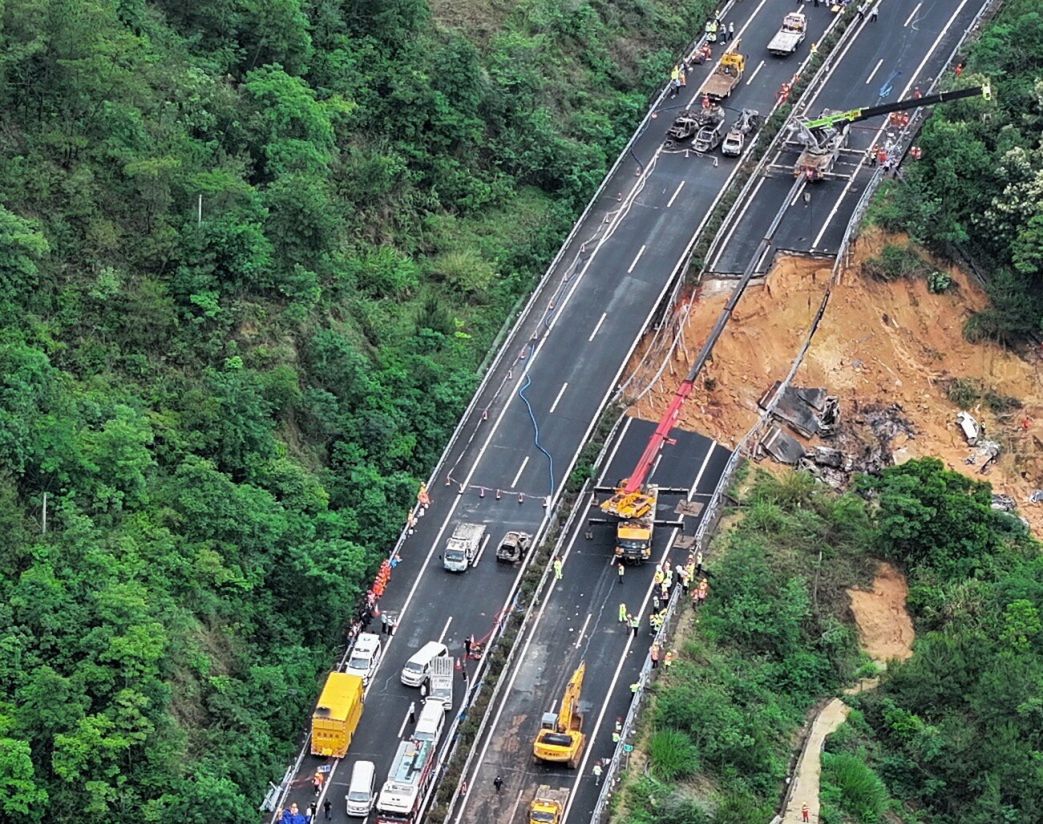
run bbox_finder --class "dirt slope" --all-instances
[848,561,915,666]
[632,230,1043,536]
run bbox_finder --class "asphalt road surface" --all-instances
[454,419,728,824]
[272,2,831,821]
[708,0,988,275]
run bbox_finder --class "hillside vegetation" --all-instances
[868,0,1043,342]
[613,460,1042,824]
[0,0,714,821]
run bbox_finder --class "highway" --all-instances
[708,0,988,275]
[454,418,726,823]
[271,2,831,822]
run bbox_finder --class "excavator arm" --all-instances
[804,83,990,130]
[557,662,585,731]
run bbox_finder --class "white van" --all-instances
[413,700,445,745]
[400,641,449,687]
[345,632,382,684]
[345,760,376,817]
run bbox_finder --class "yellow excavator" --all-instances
[533,662,586,768]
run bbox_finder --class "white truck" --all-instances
[426,655,454,711]
[767,11,806,56]
[441,522,486,572]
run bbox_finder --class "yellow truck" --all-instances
[701,46,746,101]
[310,671,364,758]
[533,663,586,768]
[529,785,569,824]
[609,485,659,564]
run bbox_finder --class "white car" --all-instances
[345,632,382,684]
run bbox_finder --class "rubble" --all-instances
[759,382,839,438]
[760,425,806,464]
[991,494,1017,513]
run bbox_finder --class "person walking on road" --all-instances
[870,4,879,22]
[651,643,661,669]
[409,701,416,724]
[494,775,504,793]
[323,799,332,821]
[593,762,603,785]
[618,602,628,623]
[617,562,625,584]
[553,557,563,581]
[728,21,735,42]
[802,802,810,822]
[629,613,640,638]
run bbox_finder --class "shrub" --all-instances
[821,752,889,823]
[648,728,700,781]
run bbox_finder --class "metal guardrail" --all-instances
[590,1,1004,820]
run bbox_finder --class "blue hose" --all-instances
[517,363,555,496]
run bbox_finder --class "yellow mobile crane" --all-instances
[533,662,586,768]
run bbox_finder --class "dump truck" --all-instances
[311,672,365,758]
[426,655,454,711]
[721,109,761,157]
[767,11,806,56]
[495,530,532,563]
[700,45,745,101]
[442,522,486,572]
[533,662,586,768]
[529,785,569,824]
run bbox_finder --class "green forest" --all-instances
[869,0,1043,343]
[0,0,715,820]
[616,460,1042,824]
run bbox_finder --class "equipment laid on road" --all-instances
[374,739,435,824]
[700,44,745,101]
[533,662,586,768]
[495,530,532,563]
[441,522,487,571]
[311,672,365,758]
[767,11,806,56]
[721,109,762,157]
[790,83,991,181]
[529,784,570,824]
[426,655,454,711]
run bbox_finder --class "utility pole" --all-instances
[197,194,203,226]
[41,491,48,534]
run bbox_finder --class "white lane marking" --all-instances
[472,533,491,567]
[791,180,807,207]
[437,616,453,644]
[746,59,765,86]
[650,453,663,481]
[865,58,883,84]
[453,420,635,824]
[667,181,685,208]
[563,442,718,823]
[575,613,593,649]
[510,456,530,489]
[687,0,771,108]
[397,706,412,739]
[812,0,975,250]
[709,176,765,271]
[507,790,525,822]
[904,2,922,27]
[588,312,608,342]
[549,382,569,415]
[627,244,646,274]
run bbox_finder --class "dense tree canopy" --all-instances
[0,0,714,820]
[868,0,1043,342]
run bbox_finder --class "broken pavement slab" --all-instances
[759,381,839,438]
[761,425,806,464]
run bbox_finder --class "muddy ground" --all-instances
[629,229,1043,536]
